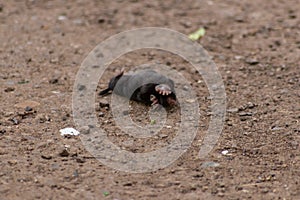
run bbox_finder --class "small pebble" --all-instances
[239,112,253,116]
[76,157,85,163]
[183,85,189,91]
[11,118,19,125]
[159,134,168,138]
[49,78,59,84]
[245,58,259,65]
[25,106,33,112]
[58,15,67,21]
[41,154,52,160]
[185,99,196,103]
[98,112,105,117]
[73,170,79,177]
[99,100,109,108]
[271,126,284,131]
[59,148,69,157]
[221,150,229,155]
[235,15,245,22]
[4,87,15,92]
[8,160,18,165]
[98,18,105,23]
[247,102,255,109]
[50,57,59,63]
[60,127,80,136]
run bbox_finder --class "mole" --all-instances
[99,69,177,107]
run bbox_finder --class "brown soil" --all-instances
[0,0,299,199]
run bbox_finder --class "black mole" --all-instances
[99,69,177,107]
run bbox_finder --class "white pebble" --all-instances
[221,150,229,155]
[60,127,80,136]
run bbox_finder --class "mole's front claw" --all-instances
[150,94,158,105]
[155,84,172,96]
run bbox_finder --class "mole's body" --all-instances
[99,69,177,107]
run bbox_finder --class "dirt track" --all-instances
[0,0,299,199]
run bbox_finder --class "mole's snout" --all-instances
[167,97,178,106]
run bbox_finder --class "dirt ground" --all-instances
[0,0,299,199]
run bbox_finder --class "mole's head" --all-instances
[158,93,178,107]
[154,84,178,107]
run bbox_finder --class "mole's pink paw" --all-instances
[155,84,172,96]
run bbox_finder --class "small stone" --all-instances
[235,15,245,22]
[76,157,85,163]
[41,154,52,160]
[50,57,59,64]
[8,160,18,165]
[58,15,67,21]
[4,87,15,92]
[221,150,229,155]
[185,99,196,103]
[60,127,80,136]
[239,112,253,116]
[261,188,269,193]
[247,102,255,109]
[49,78,59,84]
[159,134,168,138]
[73,170,79,177]
[59,148,69,157]
[99,100,109,108]
[11,118,19,125]
[271,126,283,131]
[25,106,33,112]
[123,182,133,186]
[245,58,259,65]
[234,55,244,60]
[98,112,105,117]
[62,116,68,121]
[240,116,248,121]
[218,193,225,197]
[36,114,51,123]
[183,85,189,91]
[51,90,60,94]
[98,18,105,23]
